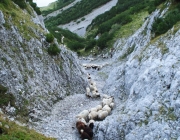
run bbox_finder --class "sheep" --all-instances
[89,107,98,112]
[102,97,113,106]
[76,110,89,121]
[109,102,115,109]
[101,94,111,99]
[94,91,100,97]
[88,120,95,129]
[97,109,103,114]
[80,129,92,140]
[83,126,93,138]
[86,87,91,97]
[88,111,98,120]
[93,86,98,91]
[90,81,96,87]
[86,87,90,93]
[87,73,91,80]
[76,117,87,126]
[76,121,86,133]
[95,105,102,111]
[102,105,111,114]
[98,110,108,120]
[89,84,95,91]
[91,90,100,98]
[91,91,98,98]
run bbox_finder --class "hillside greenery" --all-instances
[45,0,169,55]
[152,1,180,36]
[45,0,111,27]
[0,0,41,15]
[0,113,55,140]
[41,0,75,16]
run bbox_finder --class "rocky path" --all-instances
[32,57,112,140]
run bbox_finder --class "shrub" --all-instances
[97,32,112,49]
[85,39,96,51]
[0,0,11,6]
[12,0,27,9]
[48,44,61,55]
[152,6,180,36]
[0,84,16,107]
[67,41,85,51]
[46,33,54,43]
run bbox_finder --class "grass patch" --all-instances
[115,11,149,39]
[1,2,45,40]
[0,113,55,140]
[0,85,16,108]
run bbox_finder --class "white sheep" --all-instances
[97,109,103,114]
[86,87,90,93]
[86,87,91,97]
[102,105,111,114]
[76,117,87,126]
[98,110,108,120]
[91,90,100,98]
[88,119,95,129]
[95,92,100,97]
[89,84,96,91]
[93,87,98,92]
[95,105,102,111]
[88,111,98,120]
[109,102,115,109]
[89,107,98,112]
[101,94,111,99]
[76,110,89,121]
[102,97,113,106]
[90,81,96,86]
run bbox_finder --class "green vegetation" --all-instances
[43,0,180,56]
[0,85,15,108]
[152,2,180,36]
[11,0,41,15]
[41,0,75,16]
[48,27,86,52]
[86,0,167,52]
[0,114,55,140]
[46,33,54,43]
[0,0,41,15]
[0,0,44,40]
[45,0,111,26]
[44,0,167,55]
[48,44,61,55]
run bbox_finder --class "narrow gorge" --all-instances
[0,0,180,140]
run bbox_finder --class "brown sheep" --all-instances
[80,129,92,140]
[83,126,93,138]
[76,121,86,133]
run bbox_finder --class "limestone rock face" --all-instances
[0,6,86,120]
[94,7,180,140]
[0,11,5,25]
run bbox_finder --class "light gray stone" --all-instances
[0,11,5,25]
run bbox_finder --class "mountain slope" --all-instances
[0,0,86,122]
[92,3,180,139]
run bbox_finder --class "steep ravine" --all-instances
[32,6,180,140]
[0,1,180,140]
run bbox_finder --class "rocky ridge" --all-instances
[0,2,86,121]
[93,3,180,140]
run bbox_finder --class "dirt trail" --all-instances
[32,57,111,140]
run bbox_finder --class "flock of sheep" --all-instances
[75,73,115,140]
